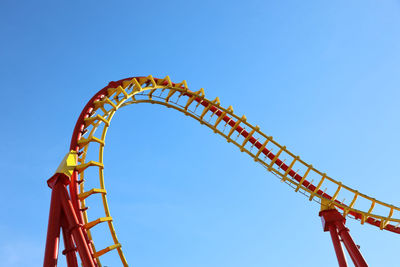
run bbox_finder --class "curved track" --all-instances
[68,75,400,266]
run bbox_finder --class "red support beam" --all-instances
[327,224,348,267]
[43,173,96,267]
[61,214,78,267]
[319,209,368,267]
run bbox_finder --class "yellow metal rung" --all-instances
[240,126,259,152]
[132,78,142,92]
[116,86,129,99]
[213,111,226,130]
[165,89,176,102]
[343,193,358,217]
[267,146,285,171]
[78,188,107,200]
[93,243,121,258]
[104,97,118,109]
[361,214,368,224]
[199,103,212,120]
[148,88,157,100]
[309,174,326,201]
[75,161,104,173]
[254,138,271,161]
[78,136,105,147]
[330,183,343,202]
[184,95,196,110]
[294,165,312,192]
[94,97,117,110]
[147,75,157,88]
[84,115,110,127]
[227,118,243,138]
[281,156,298,182]
[84,217,113,230]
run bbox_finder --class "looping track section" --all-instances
[67,75,400,266]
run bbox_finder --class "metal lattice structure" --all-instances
[44,76,400,267]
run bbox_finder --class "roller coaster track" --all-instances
[44,75,400,266]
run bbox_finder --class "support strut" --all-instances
[319,209,368,267]
[43,173,96,267]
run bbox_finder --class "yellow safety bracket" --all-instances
[55,150,78,177]
[320,198,336,211]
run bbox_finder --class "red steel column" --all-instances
[44,173,96,267]
[327,224,348,267]
[61,214,79,267]
[43,182,62,267]
[57,179,96,267]
[335,221,368,267]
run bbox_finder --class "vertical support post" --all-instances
[43,180,63,267]
[57,180,96,266]
[319,209,368,267]
[61,214,78,267]
[43,173,96,267]
[327,224,347,267]
[335,220,368,267]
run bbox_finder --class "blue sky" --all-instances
[1,0,400,266]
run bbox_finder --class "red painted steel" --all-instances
[65,77,400,261]
[320,209,368,267]
[61,215,78,267]
[43,173,96,267]
[336,223,368,267]
[328,224,348,267]
[44,76,398,265]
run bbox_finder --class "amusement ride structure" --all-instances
[44,75,400,267]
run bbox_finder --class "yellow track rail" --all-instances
[74,75,400,266]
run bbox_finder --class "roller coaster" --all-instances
[44,76,400,267]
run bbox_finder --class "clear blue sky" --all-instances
[1,0,400,266]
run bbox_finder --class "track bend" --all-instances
[69,75,400,266]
